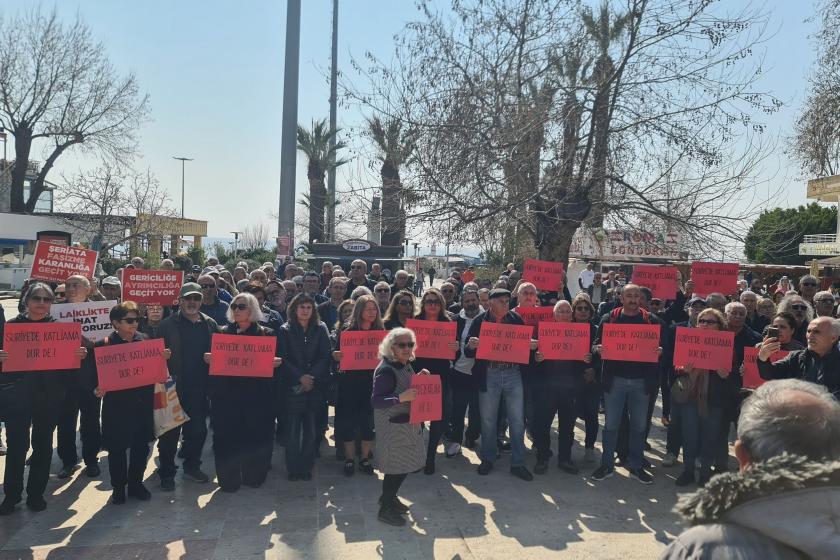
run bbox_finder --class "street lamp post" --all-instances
[231,231,242,260]
[173,156,193,218]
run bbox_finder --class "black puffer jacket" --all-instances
[277,320,331,414]
[758,346,840,397]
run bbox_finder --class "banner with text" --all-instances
[209,334,277,377]
[690,262,740,297]
[30,241,98,283]
[600,323,660,363]
[476,322,534,364]
[339,330,388,371]
[631,265,679,300]
[52,300,117,342]
[122,270,184,306]
[522,259,565,292]
[95,339,168,391]
[406,319,456,360]
[537,322,591,361]
[742,347,789,389]
[516,306,555,336]
[2,322,82,372]
[410,374,443,424]
[673,327,735,371]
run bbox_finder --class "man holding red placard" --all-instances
[464,288,535,481]
[591,284,663,484]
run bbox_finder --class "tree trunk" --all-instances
[586,55,614,228]
[308,162,326,244]
[24,140,75,213]
[9,127,33,213]
[381,159,402,246]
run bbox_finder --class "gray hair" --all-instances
[225,292,265,324]
[350,286,372,301]
[738,379,840,462]
[777,294,815,322]
[24,282,55,306]
[739,290,757,302]
[724,301,746,314]
[378,327,416,362]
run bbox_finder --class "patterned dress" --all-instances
[372,360,427,475]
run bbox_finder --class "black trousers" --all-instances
[108,437,150,489]
[335,373,374,443]
[380,473,407,504]
[533,384,577,462]
[3,408,59,501]
[285,411,317,476]
[448,370,480,444]
[174,384,208,469]
[425,374,449,464]
[156,425,181,479]
[57,384,101,467]
[210,389,274,490]
[577,382,601,448]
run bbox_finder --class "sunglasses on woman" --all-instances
[791,304,809,311]
[697,318,719,326]
[30,295,53,303]
[230,303,249,311]
[120,317,139,324]
[395,342,415,349]
[424,300,442,306]
[397,299,412,306]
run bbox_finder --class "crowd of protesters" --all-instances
[0,255,839,541]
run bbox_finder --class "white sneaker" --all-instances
[584,448,596,463]
[662,452,677,467]
[445,442,462,458]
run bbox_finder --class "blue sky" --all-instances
[1,1,823,250]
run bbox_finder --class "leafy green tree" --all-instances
[744,203,837,265]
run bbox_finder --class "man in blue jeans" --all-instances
[591,284,663,484]
[464,288,534,481]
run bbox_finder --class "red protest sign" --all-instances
[673,327,735,371]
[339,330,387,371]
[94,339,168,391]
[537,322,591,361]
[30,241,98,283]
[691,262,740,297]
[2,322,82,372]
[410,374,442,424]
[600,323,661,363]
[742,347,789,389]
[476,322,534,365]
[522,259,565,292]
[631,265,679,300]
[516,306,555,336]
[406,319,456,360]
[122,270,185,306]
[209,334,277,377]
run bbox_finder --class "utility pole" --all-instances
[326,0,339,242]
[231,231,242,260]
[278,0,302,250]
[172,156,193,218]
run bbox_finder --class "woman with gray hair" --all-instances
[371,327,430,526]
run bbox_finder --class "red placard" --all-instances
[600,323,661,363]
[476,322,534,365]
[522,259,565,292]
[29,241,98,283]
[516,306,555,336]
[673,327,735,371]
[691,262,740,297]
[122,270,185,306]
[339,330,388,371]
[406,319,456,360]
[94,339,168,391]
[537,322,591,361]
[742,347,789,389]
[2,322,82,372]
[209,334,277,377]
[631,265,679,300]
[410,374,442,424]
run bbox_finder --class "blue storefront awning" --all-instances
[0,239,30,245]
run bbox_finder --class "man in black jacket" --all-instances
[758,316,840,397]
[446,290,483,457]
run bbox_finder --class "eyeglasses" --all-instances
[697,318,720,326]
[30,296,53,303]
[395,342,415,349]
[183,295,202,302]
[574,306,590,312]
[120,317,139,324]
[791,304,809,311]
[397,300,412,306]
[424,300,442,306]
[801,282,817,287]
[375,288,390,293]
[200,284,215,290]
[230,303,249,311]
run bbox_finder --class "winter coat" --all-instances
[661,453,840,560]
[277,320,331,414]
[758,346,840,398]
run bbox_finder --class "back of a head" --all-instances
[738,379,840,463]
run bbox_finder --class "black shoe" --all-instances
[160,477,175,492]
[500,441,512,453]
[84,463,101,478]
[336,447,346,460]
[25,495,46,512]
[377,505,406,527]
[0,497,20,515]
[343,459,355,476]
[698,469,712,487]
[591,466,614,481]
[464,435,477,450]
[675,471,695,487]
[244,481,263,488]
[220,485,239,493]
[558,460,580,475]
[183,466,209,483]
[511,466,533,481]
[423,460,435,475]
[629,468,654,485]
[127,483,151,500]
[112,488,126,505]
[616,456,628,467]
[534,460,548,475]
[301,472,312,481]
[644,441,652,451]
[477,461,493,476]
[379,497,409,514]
[57,464,77,479]
[359,459,374,475]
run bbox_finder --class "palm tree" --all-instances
[367,117,416,246]
[296,119,347,244]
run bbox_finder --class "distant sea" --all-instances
[202,237,480,259]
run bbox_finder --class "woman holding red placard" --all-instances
[91,301,172,505]
[571,293,601,464]
[412,288,459,474]
[201,293,282,492]
[0,283,87,516]
[671,308,730,487]
[331,295,384,476]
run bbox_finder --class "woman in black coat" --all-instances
[0,283,87,515]
[202,292,282,492]
[277,294,331,481]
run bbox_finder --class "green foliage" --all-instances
[172,254,192,272]
[186,246,206,268]
[744,203,837,265]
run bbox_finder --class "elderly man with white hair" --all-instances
[812,290,836,318]
[661,379,840,559]
[739,290,769,334]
